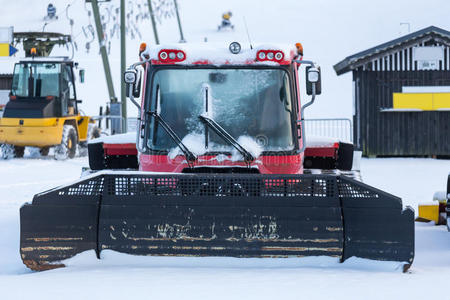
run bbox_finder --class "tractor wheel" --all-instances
[54,125,78,160]
[0,144,15,159]
[40,147,50,156]
[14,146,25,158]
[90,125,101,139]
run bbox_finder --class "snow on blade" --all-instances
[89,132,137,144]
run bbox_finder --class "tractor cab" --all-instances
[0,33,95,160]
[5,58,81,119]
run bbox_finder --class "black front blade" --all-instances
[19,173,414,271]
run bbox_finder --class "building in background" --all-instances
[0,74,12,114]
[335,26,450,157]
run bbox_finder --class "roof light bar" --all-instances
[256,50,284,62]
[158,49,186,62]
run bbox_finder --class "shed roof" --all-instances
[334,26,450,75]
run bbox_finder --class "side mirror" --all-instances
[124,70,142,98]
[124,70,137,85]
[124,68,142,111]
[306,66,321,95]
[79,69,85,83]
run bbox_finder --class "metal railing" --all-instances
[91,115,139,135]
[92,116,353,144]
[126,117,138,133]
[304,118,353,144]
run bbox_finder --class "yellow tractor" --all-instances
[0,54,98,159]
[416,173,450,229]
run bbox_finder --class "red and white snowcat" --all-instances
[19,42,415,272]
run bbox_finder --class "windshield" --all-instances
[146,68,295,156]
[11,63,60,97]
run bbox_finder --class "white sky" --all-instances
[0,0,449,119]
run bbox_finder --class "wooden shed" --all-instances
[334,26,450,157]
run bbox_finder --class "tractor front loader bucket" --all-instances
[20,172,414,272]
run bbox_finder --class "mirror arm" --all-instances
[298,83,316,153]
[294,59,319,153]
[127,82,141,114]
[125,61,148,114]
[293,59,315,66]
[124,61,148,152]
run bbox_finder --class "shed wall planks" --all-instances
[353,69,450,156]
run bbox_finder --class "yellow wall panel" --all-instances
[393,93,433,110]
[432,93,450,109]
[0,44,10,56]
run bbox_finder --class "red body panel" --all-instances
[304,147,337,158]
[103,143,138,156]
[139,153,303,174]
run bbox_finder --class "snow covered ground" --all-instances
[0,0,450,298]
[0,156,449,299]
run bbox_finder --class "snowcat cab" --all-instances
[126,45,313,174]
[19,42,414,272]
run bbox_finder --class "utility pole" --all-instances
[147,0,160,44]
[120,0,127,132]
[90,0,116,103]
[173,0,185,42]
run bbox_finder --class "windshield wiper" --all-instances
[147,84,196,165]
[148,111,197,165]
[198,115,255,163]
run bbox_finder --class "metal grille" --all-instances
[304,118,353,143]
[337,177,379,199]
[104,174,337,198]
[127,117,138,133]
[56,177,104,196]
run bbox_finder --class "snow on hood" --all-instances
[236,135,263,158]
[306,135,341,147]
[168,133,263,161]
